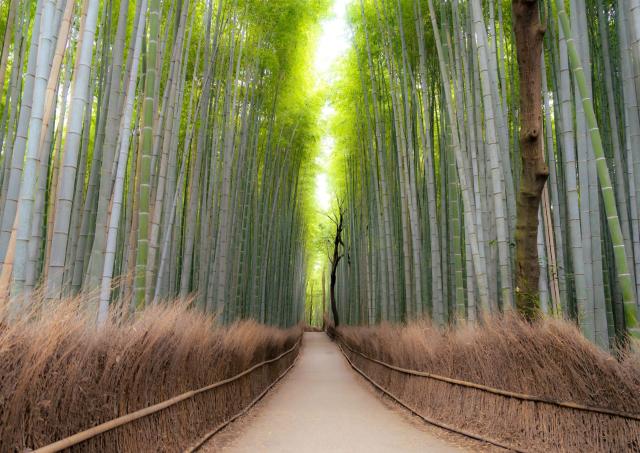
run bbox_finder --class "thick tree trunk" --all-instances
[513,0,548,319]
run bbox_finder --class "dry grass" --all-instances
[0,296,300,452]
[337,316,640,452]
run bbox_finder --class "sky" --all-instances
[313,0,351,212]
[313,0,352,84]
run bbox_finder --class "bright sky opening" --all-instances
[313,0,351,83]
[313,0,351,212]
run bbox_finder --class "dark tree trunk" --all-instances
[330,271,340,327]
[513,0,549,319]
[330,210,344,327]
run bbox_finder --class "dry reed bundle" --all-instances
[337,316,640,452]
[0,297,300,452]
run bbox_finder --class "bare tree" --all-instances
[328,202,345,327]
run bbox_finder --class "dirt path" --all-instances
[204,332,466,453]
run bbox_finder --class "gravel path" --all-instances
[206,332,466,453]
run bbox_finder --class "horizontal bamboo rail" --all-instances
[338,342,527,453]
[185,350,300,452]
[338,336,640,421]
[33,338,301,453]
[336,341,524,452]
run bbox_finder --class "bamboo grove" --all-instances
[0,0,327,327]
[330,0,640,349]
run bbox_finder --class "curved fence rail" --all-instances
[339,338,640,421]
[336,334,640,452]
[185,350,299,452]
[33,338,301,453]
[336,341,523,452]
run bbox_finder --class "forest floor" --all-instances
[201,332,488,452]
